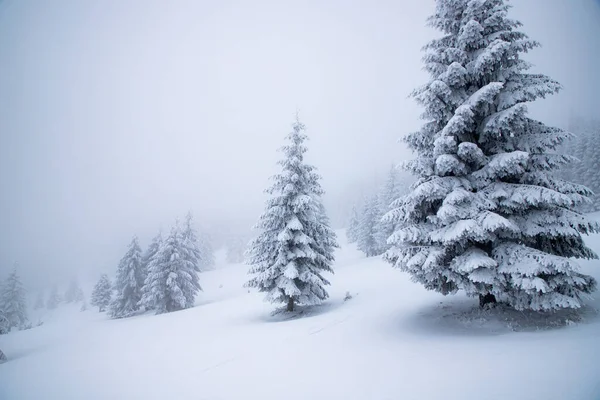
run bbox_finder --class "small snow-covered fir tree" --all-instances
[346,205,361,244]
[74,287,84,302]
[385,0,598,311]
[141,231,162,288]
[182,212,203,278]
[374,166,403,253]
[315,201,339,269]
[198,231,215,270]
[0,267,28,330]
[356,195,381,257]
[245,116,338,312]
[91,274,112,312]
[559,117,600,212]
[226,236,246,264]
[46,284,61,309]
[109,235,144,318]
[33,291,45,310]
[64,278,81,303]
[0,308,9,335]
[139,221,201,314]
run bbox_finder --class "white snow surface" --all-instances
[1,230,600,400]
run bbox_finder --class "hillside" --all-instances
[1,231,599,400]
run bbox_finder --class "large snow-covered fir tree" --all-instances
[0,267,28,330]
[109,236,144,318]
[91,274,112,312]
[140,221,201,314]
[384,0,598,311]
[245,117,338,312]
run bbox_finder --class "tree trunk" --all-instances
[286,297,294,312]
[479,293,497,308]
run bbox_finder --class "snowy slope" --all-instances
[1,231,599,400]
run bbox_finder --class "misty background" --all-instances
[0,0,599,289]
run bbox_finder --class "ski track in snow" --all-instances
[201,357,238,374]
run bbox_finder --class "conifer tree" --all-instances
[140,221,201,314]
[182,212,203,278]
[46,284,61,309]
[567,118,600,211]
[91,274,112,312]
[226,236,246,263]
[346,205,361,244]
[374,166,402,253]
[33,291,45,310]
[245,117,338,312]
[0,267,28,330]
[109,236,144,318]
[141,231,162,286]
[356,196,381,257]
[0,309,8,335]
[74,287,84,303]
[80,298,88,312]
[64,278,81,303]
[385,0,598,310]
[198,231,215,270]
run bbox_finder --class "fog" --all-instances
[0,0,599,289]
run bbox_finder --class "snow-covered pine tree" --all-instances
[33,291,45,310]
[198,230,215,270]
[80,298,88,312]
[64,278,81,303]
[356,195,381,257]
[182,212,203,277]
[589,127,600,211]
[91,274,112,312]
[46,285,61,309]
[0,267,28,330]
[74,287,84,302]
[245,116,338,312]
[374,166,402,253]
[346,205,361,244]
[315,201,339,268]
[109,235,144,318]
[385,0,598,311]
[139,221,201,314]
[225,236,246,263]
[576,119,600,211]
[0,309,8,335]
[141,231,162,288]
[561,118,597,212]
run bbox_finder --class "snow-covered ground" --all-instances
[1,231,600,400]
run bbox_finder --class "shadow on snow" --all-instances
[400,297,599,337]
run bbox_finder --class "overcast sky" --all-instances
[1,0,599,290]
